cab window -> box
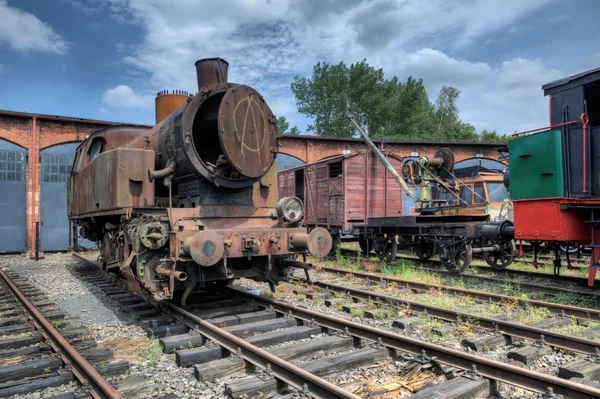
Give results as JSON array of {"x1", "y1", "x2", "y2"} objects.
[
  {"x1": 487, "y1": 182, "x2": 509, "y2": 202},
  {"x1": 459, "y1": 186, "x2": 472, "y2": 205},
  {"x1": 87, "y1": 139, "x2": 104, "y2": 161},
  {"x1": 474, "y1": 182, "x2": 485, "y2": 203}
]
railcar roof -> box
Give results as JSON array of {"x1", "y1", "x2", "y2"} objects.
[{"x1": 543, "y1": 67, "x2": 600, "y2": 95}]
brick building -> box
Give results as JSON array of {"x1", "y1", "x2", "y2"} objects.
[{"x1": 0, "y1": 109, "x2": 502, "y2": 253}]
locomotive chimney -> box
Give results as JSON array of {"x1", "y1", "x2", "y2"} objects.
[{"x1": 195, "y1": 57, "x2": 229, "y2": 90}]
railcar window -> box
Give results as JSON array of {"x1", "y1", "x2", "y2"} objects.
[
  {"x1": 459, "y1": 186, "x2": 472, "y2": 205},
  {"x1": 474, "y1": 182, "x2": 485, "y2": 203},
  {"x1": 329, "y1": 161, "x2": 342, "y2": 178},
  {"x1": 487, "y1": 182, "x2": 509, "y2": 202}
]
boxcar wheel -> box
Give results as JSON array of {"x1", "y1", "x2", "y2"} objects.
[
  {"x1": 415, "y1": 237, "x2": 435, "y2": 260},
  {"x1": 358, "y1": 235, "x2": 373, "y2": 254},
  {"x1": 377, "y1": 235, "x2": 397, "y2": 262},
  {"x1": 483, "y1": 239, "x2": 516, "y2": 269}
]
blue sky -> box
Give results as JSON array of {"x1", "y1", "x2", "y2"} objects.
[{"x1": 0, "y1": 0, "x2": 599, "y2": 135}]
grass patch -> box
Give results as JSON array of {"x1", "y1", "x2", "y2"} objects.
[
  {"x1": 52, "y1": 319, "x2": 66, "y2": 328},
  {"x1": 548, "y1": 292, "x2": 598, "y2": 309},
  {"x1": 515, "y1": 305, "x2": 551, "y2": 324},
  {"x1": 350, "y1": 308, "x2": 365, "y2": 317},
  {"x1": 456, "y1": 315, "x2": 480, "y2": 336},
  {"x1": 375, "y1": 309, "x2": 397, "y2": 320},
  {"x1": 382, "y1": 261, "x2": 441, "y2": 285},
  {"x1": 97, "y1": 337, "x2": 163, "y2": 366}
]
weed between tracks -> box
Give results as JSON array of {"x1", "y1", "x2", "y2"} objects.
[{"x1": 98, "y1": 337, "x2": 163, "y2": 366}]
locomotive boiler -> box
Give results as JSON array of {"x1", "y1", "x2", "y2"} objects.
[{"x1": 67, "y1": 58, "x2": 332, "y2": 304}]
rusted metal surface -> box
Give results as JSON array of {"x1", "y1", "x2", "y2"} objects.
[
  {"x1": 233, "y1": 287, "x2": 600, "y2": 399},
  {"x1": 0, "y1": 269, "x2": 121, "y2": 399},
  {"x1": 173, "y1": 226, "x2": 316, "y2": 261},
  {"x1": 195, "y1": 57, "x2": 229, "y2": 88},
  {"x1": 69, "y1": 148, "x2": 155, "y2": 216},
  {"x1": 219, "y1": 85, "x2": 278, "y2": 179},
  {"x1": 184, "y1": 230, "x2": 225, "y2": 266},
  {"x1": 160, "y1": 300, "x2": 360, "y2": 399},
  {"x1": 155, "y1": 90, "x2": 190, "y2": 124}
]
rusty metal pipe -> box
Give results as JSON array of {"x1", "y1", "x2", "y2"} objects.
[
  {"x1": 147, "y1": 164, "x2": 174, "y2": 182},
  {"x1": 0, "y1": 269, "x2": 121, "y2": 399},
  {"x1": 283, "y1": 260, "x2": 313, "y2": 270},
  {"x1": 157, "y1": 266, "x2": 188, "y2": 281}
]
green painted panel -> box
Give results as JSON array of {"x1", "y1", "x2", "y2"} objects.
[{"x1": 509, "y1": 130, "x2": 565, "y2": 199}]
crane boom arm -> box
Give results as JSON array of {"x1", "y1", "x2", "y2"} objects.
[{"x1": 345, "y1": 112, "x2": 421, "y2": 204}]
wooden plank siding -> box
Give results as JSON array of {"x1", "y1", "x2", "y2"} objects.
[{"x1": 277, "y1": 152, "x2": 404, "y2": 233}]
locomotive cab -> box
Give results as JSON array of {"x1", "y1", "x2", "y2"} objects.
[{"x1": 68, "y1": 58, "x2": 332, "y2": 304}]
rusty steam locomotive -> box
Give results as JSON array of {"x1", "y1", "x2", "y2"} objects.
[{"x1": 67, "y1": 58, "x2": 332, "y2": 304}]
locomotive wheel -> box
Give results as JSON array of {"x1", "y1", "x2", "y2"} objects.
[
  {"x1": 440, "y1": 243, "x2": 472, "y2": 273},
  {"x1": 483, "y1": 239, "x2": 516, "y2": 269},
  {"x1": 415, "y1": 237, "x2": 436, "y2": 260},
  {"x1": 377, "y1": 235, "x2": 397, "y2": 262},
  {"x1": 359, "y1": 235, "x2": 373, "y2": 254}
]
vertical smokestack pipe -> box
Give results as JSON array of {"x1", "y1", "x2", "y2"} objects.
[{"x1": 195, "y1": 58, "x2": 229, "y2": 90}]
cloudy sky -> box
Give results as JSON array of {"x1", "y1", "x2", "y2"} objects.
[{"x1": 0, "y1": 0, "x2": 598, "y2": 135}]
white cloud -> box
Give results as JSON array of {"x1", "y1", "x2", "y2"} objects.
[
  {"x1": 102, "y1": 85, "x2": 154, "y2": 109},
  {"x1": 98, "y1": 0, "x2": 563, "y2": 134},
  {"x1": 99, "y1": 107, "x2": 110, "y2": 114},
  {"x1": 0, "y1": 0, "x2": 70, "y2": 54}
]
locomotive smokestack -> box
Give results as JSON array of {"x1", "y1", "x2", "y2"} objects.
[{"x1": 195, "y1": 58, "x2": 229, "y2": 90}]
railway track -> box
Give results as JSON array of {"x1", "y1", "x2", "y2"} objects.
[
  {"x1": 71, "y1": 254, "x2": 600, "y2": 399},
  {"x1": 311, "y1": 265, "x2": 600, "y2": 321},
  {"x1": 337, "y1": 248, "x2": 599, "y2": 294},
  {"x1": 0, "y1": 268, "x2": 126, "y2": 398}
]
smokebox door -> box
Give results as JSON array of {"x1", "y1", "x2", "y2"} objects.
[{"x1": 218, "y1": 85, "x2": 276, "y2": 178}]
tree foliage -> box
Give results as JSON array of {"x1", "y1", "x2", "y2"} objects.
[
  {"x1": 277, "y1": 116, "x2": 300, "y2": 135},
  {"x1": 291, "y1": 59, "x2": 507, "y2": 142}
]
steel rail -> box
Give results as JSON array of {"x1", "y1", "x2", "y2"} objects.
[
  {"x1": 158, "y1": 301, "x2": 360, "y2": 399},
  {"x1": 316, "y1": 266, "x2": 600, "y2": 320},
  {"x1": 297, "y1": 277, "x2": 600, "y2": 355},
  {"x1": 0, "y1": 269, "x2": 121, "y2": 399},
  {"x1": 230, "y1": 287, "x2": 600, "y2": 399}
]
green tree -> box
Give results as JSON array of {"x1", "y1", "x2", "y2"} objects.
[
  {"x1": 277, "y1": 116, "x2": 290, "y2": 134},
  {"x1": 277, "y1": 116, "x2": 301, "y2": 135},
  {"x1": 291, "y1": 59, "x2": 434, "y2": 139},
  {"x1": 479, "y1": 129, "x2": 509, "y2": 143},
  {"x1": 435, "y1": 86, "x2": 461, "y2": 137}
]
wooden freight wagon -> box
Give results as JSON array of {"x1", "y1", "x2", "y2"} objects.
[{"x1": 278, "y1": 151, "x2": 404, "y2": 242}]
